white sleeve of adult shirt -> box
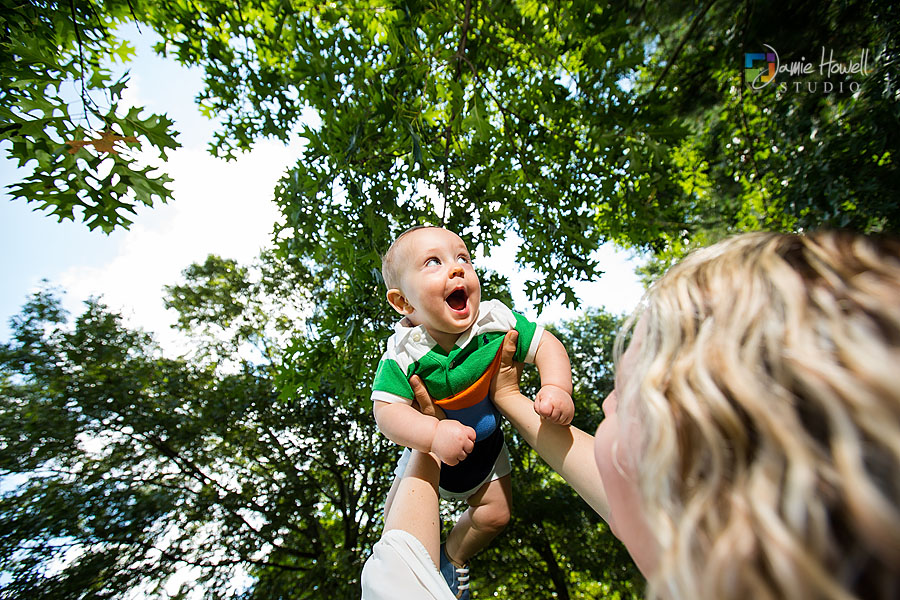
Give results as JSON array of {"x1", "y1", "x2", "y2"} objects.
[{"x1": 361, "y1": 530, "x2": 457, "y2": 600}]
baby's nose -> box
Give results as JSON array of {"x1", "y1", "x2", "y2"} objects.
[{"x1": 449, "y1": 264, "x2": 464, "y2": 278}]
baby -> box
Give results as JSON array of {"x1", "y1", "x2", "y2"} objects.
[{"x1": 371, "y1": 225, "x2": 574, "y2": 598}]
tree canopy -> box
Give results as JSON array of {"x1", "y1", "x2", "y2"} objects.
[
  {"x1": 3, "y1": 1, "x2": 899, "y2": 598},
  {"x1": 1, "y1": 259, "x2": 639, "y2": 598},
  {"x1": 3, "y1": 0, "x2": 897, "y2": 290}
]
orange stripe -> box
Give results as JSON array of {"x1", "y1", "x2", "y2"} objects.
[{"x1": 434, "y1": 347, "x2": 502, "y2": 410}]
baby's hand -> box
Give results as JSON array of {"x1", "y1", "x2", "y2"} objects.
[
  {"x1": 534, "y1": 385, "x2": 575, "y2": 425},
  {"x1": 431, "y1": 420, "x2": 476, "y2": 466}
]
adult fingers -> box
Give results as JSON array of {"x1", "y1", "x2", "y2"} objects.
[
  {"x1": 491, "y1": 330, "x2": 523, "y2": 398},
  {"x1": 410, "y1": 374, "x2": 446, "y2": 420},
  {"x1": 500, "y1": 329, "x2": 518, "y2": 367}
]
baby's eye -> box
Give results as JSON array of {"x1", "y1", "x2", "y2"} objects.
[
  {"x1": 457, "y1": 255, "x2": 470, "y2": 264},
  {"x1": 425, "y1": 258, "x2": 441, "y2": 267}
]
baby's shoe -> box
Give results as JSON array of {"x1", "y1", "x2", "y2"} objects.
[{"x1": 439, "y1": 544, "x2": 471, "y2": 599}]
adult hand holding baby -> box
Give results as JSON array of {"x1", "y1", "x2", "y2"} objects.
[
  {"x1": 490, "y1": 330, "x2": 575, "y2": 425},
  {"x1": 410, "y1": 374, "x2": 475, "y2": 466}
]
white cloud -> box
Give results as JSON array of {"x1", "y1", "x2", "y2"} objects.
[
  {"x1": 479, "y1": 232, "x2": 646, "y2": 325},
  {"x1": 54, "y1": 141, "x2": 645, "y2": 355},
  {"x1": 59, "y1": 138, "x2": 300, "y2": 352}
]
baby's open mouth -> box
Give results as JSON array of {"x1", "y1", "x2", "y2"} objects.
[{"x1": 446, "y1": 288, "x2": 468, "y2": 311}]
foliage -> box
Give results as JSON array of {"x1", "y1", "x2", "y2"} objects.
[
  {"x1": 1, "y1": 259, "x2": 640, "y2": 598},
  {"x1": 3, "y1": 0, "x2": 897, "y2": 260},
  {"x1": 1, "y1": 0, "x2": 180, "y2": 232},
  {"x1": 159, "y1": 0, "x2": 685, "y2": 307},
  {"x1": 4, "y1": 0, "x2": 896, "y2": 297},
  {"x1": 133, "y1": 0, "x2": 898, "y2": 298},
  {"x1": 0, "y1": 280, "x2": 395, "y2": 598},
  {"x1": 632, "y1": 0, "x2": 900, "y2": 271},
  {"x1": 474, "y1": 309, "x2": 640, "y2": 599}
]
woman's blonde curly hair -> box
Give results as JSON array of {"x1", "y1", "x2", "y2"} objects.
[{"x1": 616, "y1": 232, "x2": 900, "y2": 600}]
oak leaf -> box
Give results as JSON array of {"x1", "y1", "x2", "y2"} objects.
[{"x1": 66, "y1": 130, "x2": 140, "y2": 155}]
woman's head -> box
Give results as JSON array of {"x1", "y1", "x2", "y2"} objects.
[{"x1": 612, "y1": 231, "x2": 900, "y2": 599}]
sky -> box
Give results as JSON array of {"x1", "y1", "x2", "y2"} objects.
[
  {"x1": 0, "y1": 23, "x2": 647, "y2": 600},
  {"x1": 0, "y1": 26, "x2": 647, "y2": 353}
]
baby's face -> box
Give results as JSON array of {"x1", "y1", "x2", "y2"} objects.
[{"x1": 393, "y1": 228, "x2": 481, "y2": 338}]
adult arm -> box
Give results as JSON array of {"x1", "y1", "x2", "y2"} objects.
[
  {"x1": 365, "y1": 380, "x2": 454, "y2": 599},
  {"x1": 379, "y1": 376, "x2": 455, "y2": 564},
  {"x1": 492, "y1": 330, "x2": 611, "y2": 521},
  {"x1": 381, "y1": 447, "x2": 443, "y2": 565}
]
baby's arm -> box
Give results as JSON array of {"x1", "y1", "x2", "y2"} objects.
[
  {"x1": 531, "y1": 330, "x2": 575, "y2": 425},
  {"x1": 374, "y1": 398, "x2": 476, "y2": 466}
]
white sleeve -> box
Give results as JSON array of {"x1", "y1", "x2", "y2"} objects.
[
  {"x1": 361, "y1": 530, "x2": 457, "y2": 600},
  {"x1": 524, "y1": 324, "x2": 545, "y2": 364}
]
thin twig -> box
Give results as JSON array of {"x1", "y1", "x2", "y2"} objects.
[
  {"x1": 125, "y1": 0, "x2": 142, "y2": 32},
  {"x1": 441, "y1": 0, "x2": 473, "y2": 223},
  {"x1": 649, "y1": 1, "x2": 716, "y2": 95},
  {"x1": 69, "y1": 0, "x2": 91, "y2": 126}
]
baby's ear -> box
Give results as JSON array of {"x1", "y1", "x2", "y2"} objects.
[{"x1": 386, "y1": 289, "x2": 413, "y2": 315}]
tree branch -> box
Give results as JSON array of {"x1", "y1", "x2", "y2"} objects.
[
  {"x1": 441, "y1": 0, "x2": 473, "y2": 220},
  {"x1": 737, "y1": 0, "x2": 765, "y2": 188},
  {"x1": 649, "y1": 1, "x2": 716, "y2": 95},
  {"x1": 458, "y1": 54, "x2": 578, "y2": 147},
  {"x1": 68, "y1": 0, "x2": 90, "y2": 125},
  {"x1": 534, "y1": 521, "x2": 571, "y2": 600},
  {"x1": 144, "y1": 434, "x2": 295, "y2": 555}
]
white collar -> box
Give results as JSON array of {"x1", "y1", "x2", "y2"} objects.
[{"x1": 391, "y1": 316, "x2": 472, "y2": 353}]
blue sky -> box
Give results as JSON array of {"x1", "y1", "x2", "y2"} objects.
[
  {"x1": 1, "y1": 31, "x2": 645, "y2": 594},
  {"x1": 1, "y1": 26, "x2": 646, "y2": 351},
  {"x1": 1, "y1": 26, "x2": 299, "y2": 349}
]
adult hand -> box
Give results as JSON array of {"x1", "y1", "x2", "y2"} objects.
[
  {"x1": 490, "y1": 330, "x2": 524, "y2": 408},
  {"x1": 410, "y1": 374, "x2": 474, "y2": 465},
  {"x1": 410, "y1": 375, "x2": 446, "y2": 420}
]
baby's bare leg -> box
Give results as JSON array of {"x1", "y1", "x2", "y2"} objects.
[{"x1": 444, "y1": 474, "x2": 512, "y2": 566}]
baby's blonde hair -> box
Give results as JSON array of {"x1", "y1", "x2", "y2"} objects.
[
  {"x1": 617, "y1": 232, "x2": 900, "y2": 599},
  {"x1": 381, "y1": 225, "x2": 437, "y2": 290}
]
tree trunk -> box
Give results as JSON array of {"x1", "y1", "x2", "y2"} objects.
[{"x1": 533, "y1": 522, "x2": 571, "y2": 600}]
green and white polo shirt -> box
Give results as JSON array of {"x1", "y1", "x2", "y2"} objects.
[{"x1": 371, "y1": 299, "x2": 542, "y2": 438}]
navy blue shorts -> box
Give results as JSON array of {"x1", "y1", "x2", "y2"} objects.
[{"x1": 439, "y1": 426, "x2": 505, "y2": 495}]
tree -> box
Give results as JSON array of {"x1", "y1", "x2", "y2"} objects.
[
  {"x1": 1, "y1": 257, "x2": 643, "y2": 598},
  {"x1": 7, "y1": 1, "x2": 895, "y2": 281},
  {"x1": 1, "y1": 0, "x2": 179, "y2": 232},
  {"x1": 0, "y1": 279, "x2": 396, "y2": 598}
]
